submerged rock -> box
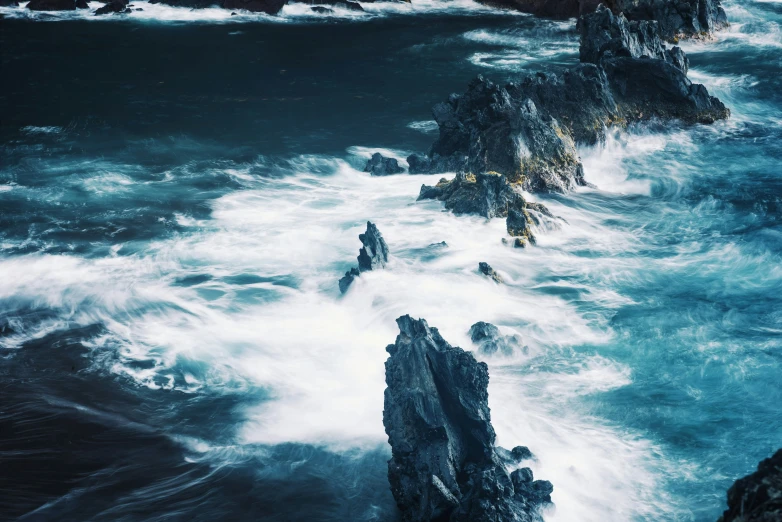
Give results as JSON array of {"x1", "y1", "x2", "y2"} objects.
[
  {"x1": 409, "y1": 6, "x2": 728, "y2": 193},
  {"x1": 478, "y1": 262, "x2": 503, "y2": 284},
  {"x1": 364, "y1": 153, "x2": 404, "y2": 176},
  {"x1": 418, "y1": 172, "x2": 547, "y2": 243},
  {"x1": 469, "y1": 321, "x2": 523, "y2": 355},
  {"x1": 338, "y1": 221, "x2": 389, "y2": 293},
  {"x1": 718, "y1": 449, "x2": 782, "y2": 522},
  {"x1": 293, "y1": 0, "x2": 363, "y2": 10},
  {"x1": 383, "y1": 315, "x2": 552, "y2": 522}
]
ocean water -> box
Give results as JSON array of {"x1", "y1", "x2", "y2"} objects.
[{"x1": 1, "y1": 0, "x2": 780, "y2": 520}]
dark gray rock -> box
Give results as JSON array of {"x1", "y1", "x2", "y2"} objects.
[
  {"x1": 478, "y1": 262, "x2": 503, "y2": 284},
  {"x1": 338, "y1": 221, "x2": 389, "y2": 294},
  {"x1": 221, "y1": 0, "x2": 286, "y2": 13},
  {"x1": 95, "y1": 0, "x2": 129, "y2": 14},
  {"x1": 293, "y1": 0, "x2": 362, "y2": 10},
  {"x1": 474, "y1": 0, "x2": 727, "y2": 40},
  {"x1": 409, "y1": 8, "x2": 728, "y2": 194},
  {"x1": 718, "y1": 449, "x2": 782, "y2": 522},
  {"x1": 469, "y1": 321, "x2": 523, "y2": 355},
  {"x1": 310, "y1": 5, "x2": 331, "y2": 12},
  {"x1": 364, "y1": 153, "x2": 404, "y2": 176},
  {"x1": 578, "y1": 4, "x2": 688, "y2": 72},
  {"x1": 27, "y1": 0, "x2": 86, "y2": 9},
  {"x1": 611, "y1": 0, "x2": 728, "y2": 40},
  {"x1": 383, "y1": 315, "x2": 553, "y2": 522},
  {"x1": 417, "y1": 172, "x2": 547, "y2": 243}
]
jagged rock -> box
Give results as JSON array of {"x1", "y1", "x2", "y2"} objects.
[
  {"x1": 338, "y1": 221, "x2": 389, "y2": 294},
  {"x1": 611, "y1": 0, "x2": 728, "y2": 40},
  {"x1": 718, "y1": 449, "x2": 782, "y2": 522},
  {"x1": 418, "y1": 172, "x2": 546, "y2": 243},
  {"x1": 474, "y1": 0, "x2": 727, "y2": 40},
  {"x1": 469, "y1": 321, "x2": 523, "y2": 355},
  {"x1": 27, "y1": 0, "x2": 87, "y2": 9},
  {"x1": 221, "y1": 0, "x2": 286, "y2": 13},
  {"x1": 478, "y1": 262, "x2": 503, "y2": 284},
  {"x1": 578, "y1": 4, "x2": 689, "y2": 72},
  {"x1": 293, "y1": 0, "x2": 362, "y2": 10},
  {"x1": 310, "y1": 5, "x2": 332, "y2": 12},
  {"x1": 383, "y1": 315, "x2": 553, "y2": 522},
  {"x1": 95, "y1": 0, "x2": 129, "y2": 14},
  {"x1": 409, "y1": 8, "x2": 728, "y2": 193},
  {"x1": 364, "y1": 153, "x2": 404, "y2": 176}
]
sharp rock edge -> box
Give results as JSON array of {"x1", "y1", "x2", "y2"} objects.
[{"x1": 383, "y1": 315, "x2": 553, "y2": 522}]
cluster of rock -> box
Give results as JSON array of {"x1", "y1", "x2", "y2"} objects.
[
  {"x1": 418, "y1": 172, "x2": 554, "y2": 247},
  {"x1": 409, "y1": 4, "x2": 728, "y2": 195},
  {"x1": 338, "y1": 221, "x2": 389, "y2": 294},
  {"x1": 364, "y1": 153, "x2": 405, "y2": 176},
  {"x1": 718, "y1": 449, "x2": 782, "y2": 522},
  {"x1": 383, "y1": 315, "x2": 552, "y2": 522},
  {"x1": 477, "y1": 0, "x2": 727, "y2": 39}
]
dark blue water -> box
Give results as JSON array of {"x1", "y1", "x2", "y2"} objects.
[{"x1": 1, "y1": 1, "x2": 780, "y2": 520}]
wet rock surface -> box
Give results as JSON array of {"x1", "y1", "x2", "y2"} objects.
[
  {"x1": 27, "y1": 0, "x2": 87, "y2": 9},
  {"x1": 478, "y1": 262, "x2": 503, "y2": 284},
  {"x1": 718, "y1": 449, "x2": 782, "y2": 522},
  {"x1": 383, "y1": 315, "x2": 552, "y2": 522},
  {"x1": 338, "y1": 221, "x2": 389, "y2": 293},
  {"x1": 95, "y1": 0, "x2": 129, "y2": 14},
  {"x1": 365, "y1": 153, "x2": 404, "y2": 176},
  {"x1": 409, "y1": 4, "x2": 728, "y2": 193},
  {"x1": 469, "y1": 321, "x2": 523, "y2": 355},
  {"x1": 221, "y1": 0, "x2": 286, "y2": 13},
  {"x1": 417, "y1": 172, "x2": 547, "y2": 243}
]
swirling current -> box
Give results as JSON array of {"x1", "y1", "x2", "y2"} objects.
[{"x1": 0, "y1": 0, "x2": 780, "y2": 520}]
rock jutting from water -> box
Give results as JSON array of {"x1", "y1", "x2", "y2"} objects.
[
  {"x1": 26, "y1": 0, "x2": 87, "y2": 9},
  {"x1": 478, "y1": 262, "x2": 504, "y2": 284},
  {"x1": 364, "y1": 153, "x2": 405, "y2": 176},
  {"x1": 95, "y1": 0, "x2": 130, "y2": 14},
  {"x1": 469, "y1": 321, "x2": 524, "y2": 356},
  {"x1": 409, "y1": 4, "x2": 729, "y2": 194},
  {"x1": 383, "y1": 315, "x2": 553, "y2": 522},
  {"x1": 474, "y1": 0, "x2": 727, "y2": 40},
  {"x1": 718, "y1": 449, "x2": 782, "y2": 522},
  {"x1": 338, "y1": 221, "x2": 389, "y2": 294},
  {"x1": 417, "y1": 171, "x2": 553, "y2": 245}
]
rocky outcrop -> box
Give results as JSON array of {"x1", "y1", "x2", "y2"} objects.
[
  {"x1": 95, "y1": 0, "x2": 130, "y2": 14},
  {"x1": 469, "y1": 321, "x2": 523, "y2": 356},
  {"x1": 611, "y1": 0, "x2": 728, "y2": 40},
  {"x1": 417, "y1": 172, "x2": 550, "y2": 245},
  {"x1": 475, "y1": 0, "x2": 727, "y2": 40},
  {"x1": 221, "y1": 0, "x2": 286, "y2": 13},
  {"x1": 478, "y1": 262, "x2": 504, "y2": 284},
  {"x1": 338, "y1": 221, "x2": 389, "y2": 293},
  {"x1": 578, "y1": 4, "x2": 689, "y2": 72},
  {"x1": 718, "y1": 449, "x2": 782, "y2": 522},
  {"x1": 27, "y1": 0, "x2": 87, "y2": 9},
  {"x1": 409, "y1": 5, "x2": 728, "y2": 193},
  {"x1": 383, "y1": 315, "x2": 553, "y2": 522},
  {"x1": 365, "y1": 153, "x2": 404, "y2": 176}
]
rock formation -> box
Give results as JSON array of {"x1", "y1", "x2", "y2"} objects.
[
  {"x1": 478, "y1": 262, "x2": 504, "y2": 284},
  {"x1": 338, "y1": 221, "x2": 389, "y2": 293},
  {"x1": 469, "y1": 321, "x2": 524, "y2": 355},
  {"x1": 27, "y1": 0, "x2": 87, "y2": 9},
  {"x1": 475, "y1": 0, "x2": 728, "y2": 40},
  {"x1": 95, "y1": 0, "x2": 130, "y2": 14},
  {"x1": 417, "y1": 172, "x2": 552, "y2": 245},
  {"x1": 409, "y1": 4, "x2": 728, "y2": 193},
  {"x1": 221, "y1": 0, "x2": 286, "y2": 13},
  {"x1": 365, "y1": 153, "x2": 405, "y2": 176},
  {"x1": 383, "y1": 315, "x2": 553, "y2": 522},
  {"x1": 718, "y1": 449, "x2": 782, "y2": 522}
]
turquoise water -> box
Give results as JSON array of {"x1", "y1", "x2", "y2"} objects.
[{"x1": 0, "y1": 1, "x2": 780, "y2": 520}]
